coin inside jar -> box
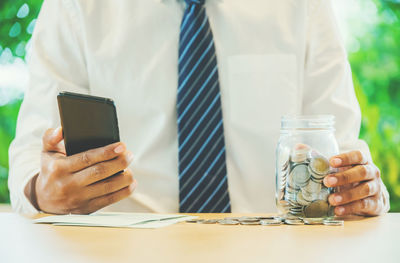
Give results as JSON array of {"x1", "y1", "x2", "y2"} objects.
[
  {"x1": 290, "y1": 147, "x2": 310, "y2": 163},
  {"x1": 291, "y1": 164, "x2": 311, "y2": 188},
  {"x1": 304, "y1": 200, "x2": 329, "y2": 218},
  {"x1": 309, "y1": 156, "x2": 330, "y2": 175}
]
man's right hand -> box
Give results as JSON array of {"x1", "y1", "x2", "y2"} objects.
[{"x1": 27, "y1": 127, "x2": 136, "y2": 214}]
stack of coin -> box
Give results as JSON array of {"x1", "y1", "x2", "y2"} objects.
[
  {"x1": 185, "y1": 216, "x2": 343, "y2": 226},
  {"x1": 279, "y1": 144, "x2": 334, "y2": 218}
]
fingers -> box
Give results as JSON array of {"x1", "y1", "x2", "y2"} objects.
[
  {"x1": 324, "y1": 164, "x2": 380, "y2": 187},
  {"x1": 328, "y1": 179, "x2": 381, "y2": 206},
  {"x1": 330, "y1": 150, "x2": 368, "y2": 168},
  {"x1": 73, "y1": 151, "x2": 134, "y2": 185},
  {"x1": 66, "y1": 142, "x2": 128, "y2": 172},
  {"x1": 80, "y1": 184, "x2": 136, "y2": 214},
  {"x1": 333, "y1": 195, "x2": 384, "y2": 216},
  {"x1": 83, "y1": 169, "x2": 135, "y2": 199},
  {"x1": 42, "y1": 127, "x2": 64, "y2": 152}
]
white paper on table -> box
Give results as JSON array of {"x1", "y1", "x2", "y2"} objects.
[
  {"x1": 50, "y1": 216, "x2": 196, "y2": 229},
  {"x1": 34, "y1": 212, "x2": 197, "y2": 229}
]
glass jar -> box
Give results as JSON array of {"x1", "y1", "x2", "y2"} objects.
[{"x1": 275, "y1": 115, "x2": 339, "y2": 219}]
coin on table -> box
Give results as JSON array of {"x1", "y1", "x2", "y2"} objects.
[
  {"x1": 256, "y1": 216, "x2": 277, "y2": 220},
  {"x1": 238, "y1": 217, "x2": 260, "y2": 223},
  {"x1": 303, "y1": 218, "x2": 324, "y2": 225},
  {"x1": 284, "y1": 219, "x2": 304, "y2": 225},
  {"x1": 291, "y1": 164, "x2": 311, "y2": 188},
  {"x1": 323, "y1": 219, "x2": 344, "y2": 226},
  {"x1": 201, "y1": 219, "x2": 219, "y2": 224},
  {"x1": 260, "y1": 219, "x2": 282, "y2": 226},
  {"x1": 218, "y1": 219, "x2": 240, "y2": 225},
  {"x1": 224, "y1": 217, "x2": 242, "y2": 221},
  {"x1": 309, "y1": 155, "x2": 330, "y2": 175},
  {"x1": 304, "y1": 200, "x2": 329, "y2": 218},
  {"x1": 240, "y1": 221, "x2": 261, "y2": 225},
  {"x1": 273, "y1": 216, "x2": 285, "y2": 222},
  {"x1": 186, "y1": 219, "x2": 203, "y2": 223}
]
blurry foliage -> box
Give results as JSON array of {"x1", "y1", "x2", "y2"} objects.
[
  {"x1": 1, "y1": 0, "x2": 43, "y2": 203},
  {"x1": 352, "y1": 0, "x2": 400, "y2": 211},
  {"x1": 0, "y1": 0, "x2": 399, "y2": 210}
]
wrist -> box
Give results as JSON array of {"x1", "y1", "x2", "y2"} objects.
[{"x1": 24, "y1": 174, "x2": 41, "y2": 211}]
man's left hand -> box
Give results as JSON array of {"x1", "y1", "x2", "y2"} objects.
[{"x1": 323, "y1": 151, "x2": 385, "y2": 216}]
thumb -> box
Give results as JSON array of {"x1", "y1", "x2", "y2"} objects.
[{"x1": 42, "y1": 127, "x2": 65, "y2": 153}]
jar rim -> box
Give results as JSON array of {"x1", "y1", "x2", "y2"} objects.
[{"x1": 281, "y1": 115, "x2": 335, "y2": 130}]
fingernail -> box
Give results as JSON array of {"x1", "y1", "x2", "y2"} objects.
[
  {"x1": 53, "y1": 127, "x2": 61, "y2": 137},
  {"x1": 334, "y1": 195, "x2": 343, "y2": 203},
  {"x1": 114, "y1": 144, "x2": 125, "y2": 154},
  {"x1": 336, "y1": 207, "x2": 345, "y2": 215},
  {"x1": 327, "y1": 176, "x2": 338, "y2": 186},
  {"x1": 129, "y1": 180, "x2": 137, "y2": 191},
  {"x1": 127, "y1": 152, "x2": 134, "y2": 163},
  {"x1": 331, "y1": 158, "x2": 342, "y2": 166}
]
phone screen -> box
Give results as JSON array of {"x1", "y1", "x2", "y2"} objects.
[{"x1": 57, "y1": 92, "x2": 120, "y2": 156}]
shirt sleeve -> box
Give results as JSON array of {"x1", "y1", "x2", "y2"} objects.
[
  {"x1": 8, "y1": 0, "x2": 89, "y2": 215},
  {"x1": 303, "y1": 0, "x2": 390, "y2": 212}
]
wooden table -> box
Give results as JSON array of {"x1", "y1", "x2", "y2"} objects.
[{"x1": 1, "y1": 212, "x2": 399, "y2": 263}]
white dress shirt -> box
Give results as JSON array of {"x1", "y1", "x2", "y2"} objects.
[{"x1": 9, "y1": 0, "x2": 389, "y2": 215}]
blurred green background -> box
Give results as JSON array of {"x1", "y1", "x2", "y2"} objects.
[{"x1": 0, "y1": 0, "x2": 399, "y2": 210}]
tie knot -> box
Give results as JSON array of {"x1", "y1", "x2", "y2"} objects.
[{"x1": 185, "y1": 0, "x2": 205, "y2": 6}]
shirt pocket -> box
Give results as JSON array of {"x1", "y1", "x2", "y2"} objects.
[{"x1": 226, "y1": 54, "x2": 298, "y2": 133}]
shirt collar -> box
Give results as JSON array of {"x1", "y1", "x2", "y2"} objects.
[{"x1": 154, "y1": 0, "x2": 223, "y2": 3}]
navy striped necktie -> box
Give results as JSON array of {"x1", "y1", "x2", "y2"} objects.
[{"x1": 177, "y1": 0, "x2": 231, "y2": 213}]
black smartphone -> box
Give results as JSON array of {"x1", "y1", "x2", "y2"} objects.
[{"x1": 57, "y1": 92, "x2": 120, "y2": 156}]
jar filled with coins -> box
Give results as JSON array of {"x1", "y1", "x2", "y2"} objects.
[{"x1": 275, "y1": 115, "x2": 339, "y2": 219}]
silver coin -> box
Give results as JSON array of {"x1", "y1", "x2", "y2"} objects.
[
  {"x1": 323, "y1": 220, "x2": 344, "y2": 226},
  {"x1": 200, "y1": 219, "x2": 219, "y2": 224},
  {"x1": 291, "y1": 164, "x2": 310, "y2": 188},
  {"x1": 284, "y1": 215, "x2": 301, "y2": 220},
  {"x1": 284, "y1": 219, "x2": 304, "y2": 225},
  {"x1": 260, "y1": 219, "x2": 282, "y2": 226},
  {"x1": 290, "y1": 145, "x2": 310, "y2": 163},
  {"x1": 186, "y1": 219, "x2": 203, "y2": 223},
  {"x1": 240, "y1": 221, "x2": 261, "y2": 225},
  {"x1": 281, "y1": 159, "x2": 289, "y2": 172},
  {"x1": 256, "y1": 216, "x2": 276, "y2": 220},
  {"x1": 302, "y1": 179, "x2": 322, "y2": 194},
  {"x1": 318, "y1": 187, "x2": 331, "y2": 201},
  {"x1": 303, "y1": 218, "x2": 324, "y2": 225},
  {"x1": 224, "y1": 217, "x2": 242, "y2": 221},
  {"x1": 238, "y1": 217, "x2": 260, "y2": 223},
  {"x1": 296, "y1": 191, "x2": 311, "y2": 206},
  {"x1": 273, "y1": 216, "x2": 285, "y2": 222},
  {"x1": 287, "y1": 175, "x2": 301, "y2": 191},
  {"x1": 218, "y1": 219, "x2": 240, "y2": 225}
]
